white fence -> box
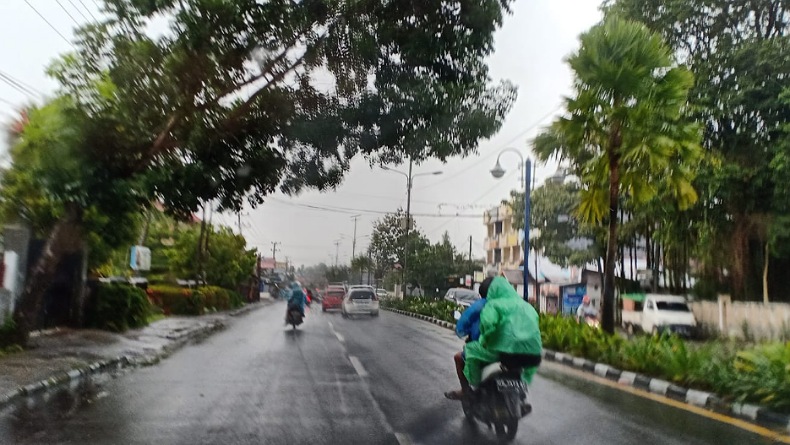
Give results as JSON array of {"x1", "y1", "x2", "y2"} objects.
[{"x1": 689, "y1": 297, "x2": 790, "y2": 340}]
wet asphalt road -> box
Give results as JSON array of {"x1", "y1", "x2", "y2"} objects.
[{"x1": 0, "y1": 302, "x2": 782, "y2": 444}]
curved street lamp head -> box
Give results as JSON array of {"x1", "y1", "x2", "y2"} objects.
[
  {"x1": 490, "y1": 160, "x2": 506, "y2": 179},
  {"x1": 381, "y1": 166, "x2": 391, "y2": 171},
  {"x1": 431, "y1": 171, "x2": 443, "y2": 176}
]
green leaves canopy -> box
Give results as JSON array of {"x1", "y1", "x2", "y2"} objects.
[{"x1": 534, "y1": 17, "x2": 702, "y2": 224}]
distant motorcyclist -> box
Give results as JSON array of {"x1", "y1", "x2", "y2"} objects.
[
  {"x1": 461, "y1": 276, "x2": 542, "y2": 393},
  {"x1": 285, "y1": 282, "x2": 307, "y2": 323},
  {"x1": 444, "y1": 268, "x2": 497, "y2": 400}
]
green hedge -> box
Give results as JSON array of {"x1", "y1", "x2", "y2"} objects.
[
  {"x1": 147, "y1": 284, "x2": 244, "y2": 315},
  {"x1": 86, "y1": 283, "x2": 153, "y2": 332},
  {"x1": 381, "y1": 298, "x2": 457, "y2": 323},
  {"x1": 387, "y1": 298, "x2": 790, "y2": 414}
]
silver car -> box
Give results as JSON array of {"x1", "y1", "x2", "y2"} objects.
[
  {"x1": 342, "y1": 288, "x2": 380, "y2": 317},
  {"x1": 444, "y1": 288, "x2": 481, "y2": 308}
]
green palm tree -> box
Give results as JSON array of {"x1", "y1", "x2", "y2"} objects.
[{"x1": 534, "y1": 16, "x2": 702, "y2": 333}]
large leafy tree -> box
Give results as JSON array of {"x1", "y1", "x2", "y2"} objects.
[
  {"x1": 534, "y1": 17, "x2": 702, "y2": 333},
  {"x1": 607, "y1": 1, "x2": 790, "y2": 301},
  {"x1": 9, "y1": 0, "x2": 517, "y2": 343},
  {"x1": 368, "y1": 209, "x2": 429, "y2": 281}
]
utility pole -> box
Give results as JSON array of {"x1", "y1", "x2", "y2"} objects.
[
  {"x1": 334, "y1": 240, "x2": 341, "y2": 268},
  {"x1": 468, "y1": 236, "x2": 473, "y2": 264},
  {"x1": 402, "y1": 157, "x2": 413, "y2": 286},
  {"x1": 237, "y1": 212, "x2": 242, "y2": 236},
  {"x1": 351, "y1": 215, "x2": 360, "y2": 260},
  {"x1": 271, "y1": 242, "x2": 280, "y2": 266}
]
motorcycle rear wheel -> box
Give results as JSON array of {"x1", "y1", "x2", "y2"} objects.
[{"x1": 494, "y1": 419, "x2": 518, "y2": 442}]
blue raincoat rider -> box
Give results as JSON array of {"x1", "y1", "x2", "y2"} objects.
[
  {"x1": 286, "y1": 282, "x2": 307, "y2": 316},
  {"x1": 445, "y1": 268, "x2": 496, "y2": 400}
]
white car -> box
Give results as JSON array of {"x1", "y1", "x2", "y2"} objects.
[
  {"x1": 444, "y1": 288, "x2": 481, "y2": 308},
  {"x1": 342, "y1": 288, "x2": 380, "y2": 317}
]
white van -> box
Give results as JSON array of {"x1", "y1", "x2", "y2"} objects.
[{"x1": 621, "y1": 294, "x2": 697, "y2": 338}]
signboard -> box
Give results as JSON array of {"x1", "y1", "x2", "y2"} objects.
[
  {"x1": 130, "y1": 246, "x2": 151, "y2": 271},
  {"x1": 561, "y1": 284, "x2": 586, "y2": 315},
  {"x1": 473, "y1": 271, "x2": 484, "y2": 283},
  {"x1": 465, "y1": 275, "x2": 472, "y2": 286}
]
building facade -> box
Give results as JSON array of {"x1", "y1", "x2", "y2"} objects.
[{"x1": 483, "y1": 204, "x2": 522, "y2": 270}]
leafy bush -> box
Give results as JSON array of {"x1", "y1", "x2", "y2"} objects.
[
  {"x1": 196, "y1": 286, "x2": 245, "y2": 312},
  {"x1": 147, "y1": 284, "x2": 203, "y2": 315},
  {"x1": 0, "y1": 315, "x2": 19, "y2": 348},
  {"x1": 381, "y1": 297, "x2": 457, "y2": 323},
  {"x1": 87, "y1": 283, "x2": 153, "y2": 332},
  {"x1": 147, "y1": 284, "x2": 244, "y2": 315}
]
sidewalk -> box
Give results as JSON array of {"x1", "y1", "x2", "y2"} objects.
[{"x1": 0, "y1": 294, "x2": 275, "y2": 407}]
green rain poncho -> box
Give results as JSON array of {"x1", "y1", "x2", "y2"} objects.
[{"x1": 463, "y1": 276, "x2": 542, "y2": 387}]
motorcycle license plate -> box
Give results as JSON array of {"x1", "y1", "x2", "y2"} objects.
[{"x1": 496, "y1": 379, "x2": 525, "y2": 391}]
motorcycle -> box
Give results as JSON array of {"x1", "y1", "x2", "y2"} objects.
[
  {"x1": 286, "y1": 306, "x2": 304, "y2": 330},
  {"x1": 583, "y1": 314, "x2": 600, "y2": 329},
  {"x1": 453, "y1": 312, "x2": 536, "y2": 442}
]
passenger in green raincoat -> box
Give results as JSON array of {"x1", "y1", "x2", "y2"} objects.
[{"x1": 463, "y1": 276, "x2": 542, "y2": 387}]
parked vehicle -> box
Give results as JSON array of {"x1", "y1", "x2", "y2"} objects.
[
  {"x1": 341, "y1": 288, "x2": 380, "y2": 318},
  {"x1": 444, "y1": 288, "x2": 480, "y2": 308},
  {"x1": 621, "y1": 293, "x2": 698, "y2": 338},
  {"x1": 376, "y1": 288, "x2": 389, "y2": 299},
  {"x1": 322, "y1": 286, "x2": 346, "y2": 312}
]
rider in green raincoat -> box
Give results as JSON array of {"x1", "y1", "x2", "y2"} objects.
[{"x1": 463, "y1": 276, "x2": 542, "y2": 387}]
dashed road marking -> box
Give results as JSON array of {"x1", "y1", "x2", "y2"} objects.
[
  {"x1": 327, "y1": 321, "x2": 345, "y2": 343},
  {"x1": 394, "y1": 432, "x2": 413, "y2": 445},
  {"x1": 348, "y1": 356, "x2": 369, "y2": 378}
]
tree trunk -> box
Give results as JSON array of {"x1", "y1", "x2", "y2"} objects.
[
  {"x1": 602, "y1": 133, "x2": 621, "y2": 334},
  {"x1": 763, "y1": 241, "x2": 770, "y2": 304},
  {"x1": 730, "y1": 216, "x2": 749, "y2": 300},
  {"x1": 12, "y1": 204, "x2": 83, "y2": 345}
]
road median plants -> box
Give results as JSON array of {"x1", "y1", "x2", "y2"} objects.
[
  {"x1": 381, "y1": 297, "x2": 457, "y2": 323},
  {"x1": 386, "y1": 299, "x2": 790, "y2": 414}
]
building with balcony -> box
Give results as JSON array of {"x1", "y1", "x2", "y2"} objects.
[{"x1": 484, "y1": 204, "x2": 523, "y2": 270}]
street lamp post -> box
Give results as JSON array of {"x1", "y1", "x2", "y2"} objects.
[
  {"x1": 491, "y1": 149, "x2": 531, "y2": 302},
  {"x1": 383, "y1": 158, "x2": 442, "y2": 294}
]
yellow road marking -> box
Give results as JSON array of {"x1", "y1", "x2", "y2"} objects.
[{"x1": 543, "y1": 361, "x2": 790, "y2": 444}]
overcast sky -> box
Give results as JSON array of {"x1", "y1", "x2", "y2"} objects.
[{"x1": 0, "y1": 0, "x2": 603, "y2": 267}]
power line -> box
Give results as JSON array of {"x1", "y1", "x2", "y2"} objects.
[
  {"x1": 77, "y1": 0, "x2": 100, "y2": 22},
  {"x1": 426, "y1": 169, "x2": 518, "y2": 235},
  {"x1": 0, "y1": 72, "x2": 43, "y2": 98},
  {"x1": 416, "y1": 105, "x2": 562, "y2": 191},
  {"x1": 266, "y1": 197, "x2": 481, "y2": 218},
  {"x1": 23, "y1": 0, "x2": 75, "y2": 47},
  {"x1": 68, "y1": 0, "x2": 91, "y2": 22},
  {"x1": 57, "y1": 0, "x2": 82, "y2": 27}
]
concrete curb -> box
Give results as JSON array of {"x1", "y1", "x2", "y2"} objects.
[
  {"x1": 0, "y1": 300, "x2": 275, "y2": 410},
  {"x1": 382, "y1": 306, "x2": 790, "y2": 432}
]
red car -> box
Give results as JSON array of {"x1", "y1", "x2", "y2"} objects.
[{"x1": 322, "y1": 286, "x2": 346, "y2": 312}]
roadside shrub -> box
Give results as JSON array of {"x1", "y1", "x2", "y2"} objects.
[
  {"x1": 147, "y1": 284, "x2": 204, "y2": 315},
  {"x1": 0, "y1": 315, "x2": 18, "y2": 348},
  {"x1": 88, "y1": 283, "x2": 153, "y2": 332},
  {"x1": 727, "y1": 343, "x2": 790, "y2": 412},
  {"x1": 148, "y1": 284, "x2": 243, "y2": 315},
  {"x1": 196, "y1": 286, "x2": 244, "y2": 312}
]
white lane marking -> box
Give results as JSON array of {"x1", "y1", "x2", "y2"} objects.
[
  {"x1": 327, "y1": 321, "x2": 345, "y2": 343},
  {"x1": 394, "y1": 432, "x2": 413, "y2": 445},
  {"x1": 348, "y1": 356, "x2": 369, "y2": 378}
]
